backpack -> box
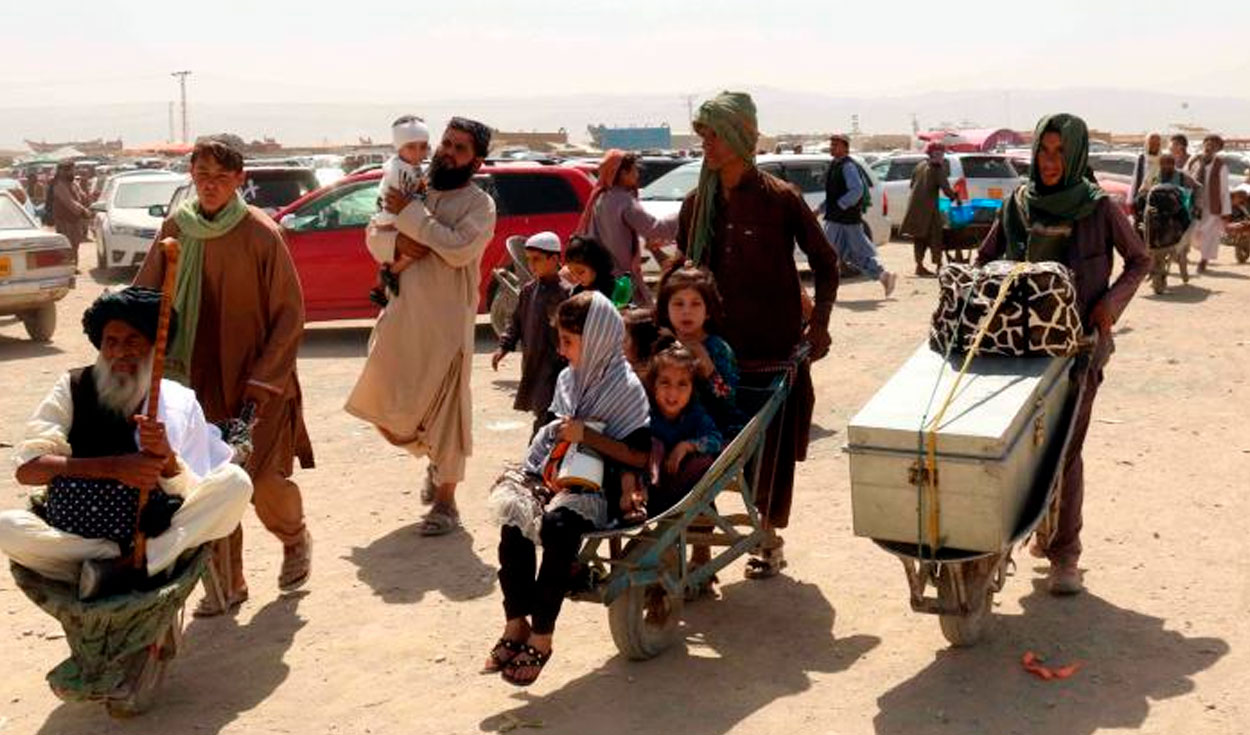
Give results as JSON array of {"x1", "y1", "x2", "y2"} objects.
[
  {"x1": 843, "y1": 159, "x2": 873, "y2": 213},
  {"x1": 1142, "y1": 184, "x2": 1189, "y2": 250}
]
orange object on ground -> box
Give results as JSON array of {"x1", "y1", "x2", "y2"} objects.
[{"x1": 1022, "y1": 651, "x2": 1082, "y2": 680}]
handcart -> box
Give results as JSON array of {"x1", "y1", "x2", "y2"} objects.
[{"x1": 569, "y1": 347, "x2": 808, "y2": 660}]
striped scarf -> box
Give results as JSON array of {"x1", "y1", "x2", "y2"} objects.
[{"x1": 524, "y1": 292, "x2": 649, "y2": 473}]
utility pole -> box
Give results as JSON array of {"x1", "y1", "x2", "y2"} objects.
[
  {"x1": 167, "y1": 101, "x2": 175, "y2": 143},
  {"x1": 680, "y1": 94, "x2": 697, "y2": 126},
  {"x1": 171, "y1": 70, "x2": 192, "y2": 143}
]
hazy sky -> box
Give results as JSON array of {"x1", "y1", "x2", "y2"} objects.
[{"x1": 5, "y1": 0, "x2": 1249, "y2": 108}]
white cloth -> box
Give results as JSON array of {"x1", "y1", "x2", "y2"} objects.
[
  {"x1": 392, "y1": 117, "x2": 429, "y2": 147},
  {"x1": 1194, "y1": 213, "x2": 1226, "y2": 261},
  {"x1": 13, "y1": 374, "x2": 235, "y2": 484},
  {"x1": 346, "y1": 183, "x2": 497, "y2": 485},
  {"x1": 373, "y1": 156, "x2": 425, "y2": 229},
  {"x1": 1, "y1": 373, "x2": 251, "y2": 582}
]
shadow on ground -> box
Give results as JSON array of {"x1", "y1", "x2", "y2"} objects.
[
  {"x1": 36, "y1": 592, "x2": 309, "y2": 735},
  {"x1": 872, "y1": 579, "x2": 1228, "y2": 734},
  {"x1": 346, "y1": 524, "x2": 495, "y2": 605},
  {"x1": 481, "y1": 578, "x2": 879, "y2": 735}
]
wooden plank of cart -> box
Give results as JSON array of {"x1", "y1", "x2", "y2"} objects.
[
  {"x1": 567, "y1": 346, "x2": 809, "y2": 660},
  {"x1": 845, "y1": 334, "x2": 1100, "y2": 647}
]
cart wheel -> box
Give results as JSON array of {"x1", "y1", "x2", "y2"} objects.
[
  {"x1": 105, "y1": 622, "x2": 176, "y2": 718},
  {"x1": 1237, "y1": 245, "x2": 1249, "y2": 264},
  {"x1": 936, "y1": 565, "x2": 993, "y2": 648},
  {"x1": 608, "y1": 581, "x2": 684, "y2": 661}
]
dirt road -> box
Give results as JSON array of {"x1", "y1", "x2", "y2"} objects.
[{"x1": 0, "y1": 241, "x2": 1245, "y2": 735}]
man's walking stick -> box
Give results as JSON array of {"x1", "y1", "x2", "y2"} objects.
[{"x1": 131, "y1": 237, "x2": 180, "y2": 570}]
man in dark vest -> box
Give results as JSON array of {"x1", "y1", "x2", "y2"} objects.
[
  {"x1": 822, "y1": 133, "x2": 897, "y2": 297},
  {"x1": 0, "y1": 288, "x2": 250, "y2": 600}
]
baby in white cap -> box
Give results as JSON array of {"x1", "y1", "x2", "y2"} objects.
[{"x1": 370, "y1": 115, "x2": 430, "y2": 306}]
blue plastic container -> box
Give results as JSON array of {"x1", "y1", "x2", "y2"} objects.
[{"x1": 939, "y1": 198, "x2": 1003, "y2": 229}]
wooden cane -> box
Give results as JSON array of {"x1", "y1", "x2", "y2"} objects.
[{"x1": 131, "y1": 237, "x2": 180, "y2": 570}]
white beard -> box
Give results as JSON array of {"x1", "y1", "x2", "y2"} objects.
[{"x1": 93, "y1": 352, "x2": 154, "y2": 418}]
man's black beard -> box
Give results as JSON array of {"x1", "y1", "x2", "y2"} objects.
[{"x1": 428, "y1": 155, "x2": 475, "y2": 191}]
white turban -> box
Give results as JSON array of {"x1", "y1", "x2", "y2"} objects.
[{"x1": 392, "y1": 116, "x2": 429, "y2": 149}]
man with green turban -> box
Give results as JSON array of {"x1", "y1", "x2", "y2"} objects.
[
  {"x1": 676, "y1": 91, "x2": 840, "y2": 581},
  {"x1": 978, "y1": 113, "x2": 1149, "y2": 595}
]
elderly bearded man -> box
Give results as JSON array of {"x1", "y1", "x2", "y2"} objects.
[
  {"x1": 346, "y1": 118, "x2": 497, "y2": 536},
  {"x1": 136, "y1": 137, "x2": 315, "y2": 616},
  {"x1": 675, "y1": 91, "x2": 839, "y2": 580},
  {"x1": 0, "y1": 288, "x2": 251, "y2": 600}
]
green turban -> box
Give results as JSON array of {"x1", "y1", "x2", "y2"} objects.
[
  {"x1": 1001, "y1": 112, "x2": 1106, "y2": 261},
  {"x1": 687, "y1": 91, "x2": 759, "y2": 264}
]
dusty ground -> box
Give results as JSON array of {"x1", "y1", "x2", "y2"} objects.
[{"x1": 0, "y1": 239, "x2": 1246, "y2": 735}]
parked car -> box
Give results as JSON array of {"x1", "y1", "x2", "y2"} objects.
[
  {"x1": 562, "y1": 155, "x2": 693, "y2": 189},
  {"x1": 638, "y1": 154, "x2": 890, "y2": 247},
  {"x1": 1086, "y1": 152, "x2": 1138, "y2": 183},
  {"x1": 90, "y1": 171, "x2": 186, "y2": 270},
  {"x1": 870, "y1": 153, "x2": 1021, "y2": 230},
  {"x1": 0, "y1": 191, "x2": 74, "y2": 341},
  {"x1": 1219, "y1": 152, "x2": 1250, "y2": 190},
  {"x1": 273, "y1": 165, "x2": 594, "y2": 321},
  {"x1": 0, "y1": 178, "x2": 36, "y2": 220},
  {"x1": 239, "y1": 166, "x2": 321, "y2": 218}
]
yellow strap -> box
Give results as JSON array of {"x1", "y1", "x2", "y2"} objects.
[{"x1": 922, "y1": 262, "x2": 1030, "y2": 549}]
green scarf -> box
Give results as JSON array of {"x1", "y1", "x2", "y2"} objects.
[
  {"x1": 166, "y1": 192, "x2": 249, "y2": 384},
  {"x1": 688, "y1": 91, "x2": 759, "y2": 265},
  {"x1": 1001, "y1": 113, "x2": 1106, "y2": 262}
]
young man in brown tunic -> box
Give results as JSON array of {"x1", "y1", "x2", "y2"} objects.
[
  {"x1": 135, "y1": 138, "x2": 314, "y2": 616},
  {"x1": 675, "y1": 91, "x2": 839, "y2": 579}
]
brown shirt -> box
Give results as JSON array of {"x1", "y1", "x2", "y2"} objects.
[
  {"x1": 676, "y1": 168, "x2": 839, "y2": 362},
  {"x1": 977, "y1": 197, "x2": 1150, "y2": 324},
  {"x1": 135, "y1": 206, "x2": 313, "y2": 475}
]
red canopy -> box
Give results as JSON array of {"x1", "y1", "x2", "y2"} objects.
[{"x1": 917, "y1": 128, "x2": 1024, "y2": 153}]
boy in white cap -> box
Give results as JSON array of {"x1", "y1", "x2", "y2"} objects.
[
  {"x1": 370, "y1": 115, "x2": 431, "y2": 307},
  {"x1": 492, "y1": 232, "x2": 570, "y2": 439}
]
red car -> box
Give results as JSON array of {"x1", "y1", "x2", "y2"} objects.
[{"x1": 275, "y1": 165, "x2": 593, "y2": 322}]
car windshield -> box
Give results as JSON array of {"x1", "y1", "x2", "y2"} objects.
[
  {"x1": 0, "y1": 196, "x2": 33, "y2": 229},
  {"x1": 959, "y1": 156, "x2": 1018, "y2": 179},
  {"x1": 115, "y1": 179, "x2": 181, "y2": 209},
  {"x1": 640, "y1": 163, "x2": 701, "y2": 201}
]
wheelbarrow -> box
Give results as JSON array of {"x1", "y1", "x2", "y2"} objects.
[
  {"x1": 872, "y1": 334, "x2": 1103, "y2": 647},
  {"x1": 11, "y1": 546, "x2": 210, "y2": 718},
  {"x1": 568, "y1": 347, "x2": 808, "y2": 659}
]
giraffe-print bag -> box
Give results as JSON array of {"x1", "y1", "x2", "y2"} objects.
[{"x1": 929, "y1": 260, "x2": 1083, "y2": 358}]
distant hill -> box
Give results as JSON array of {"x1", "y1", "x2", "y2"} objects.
[{"x1": 3, "y1": 86, "x2": 1247, "y2": 151}]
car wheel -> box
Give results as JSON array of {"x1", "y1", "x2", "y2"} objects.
[{"x1": 21, "y1": 303, "x2": 56, "y2": 342}]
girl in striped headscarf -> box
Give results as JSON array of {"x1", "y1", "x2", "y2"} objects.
[{"x1": 486, "y1": 290, "x2": 650, "y2": 685}]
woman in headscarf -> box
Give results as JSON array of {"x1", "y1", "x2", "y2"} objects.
[
  {"x1": 977, "y1": 113, "x2": 1149, "y2": 595},
  {"x1": 576, "y1": 150, "x2": 677, "y2": 306},
  {"x1": 486, "y1": 291, "x2": 650, "y2": 686},
  {"x1": 901, "y1": 142, "x2": 960, "y2": 276}
]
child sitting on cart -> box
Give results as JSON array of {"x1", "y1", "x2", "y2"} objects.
[
  {"x1": 644, "y1": 340, "x2": 725, "y2": 516},
  {"x1": 486, "y1": 291, "x2": 651, "y2": 686}
]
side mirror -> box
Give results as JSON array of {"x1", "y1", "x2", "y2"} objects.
[
  {"x1": 148, "y1": 204, "x2": 168, "y2": 218},
  {"x1": 89, "y1": 201, "x2": 107, "y2": 213}
]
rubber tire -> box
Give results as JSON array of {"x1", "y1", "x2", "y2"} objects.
[
  {"x1": 21, "y1": 303, "x2": 56, "y2": 342},
  {"x1": 1237, "y1": 245, "x2": 1249, "y2": 264},
  {"x1": 607, "y1": 580, "x2": 684, "y2": 661},
  {"x1": 489, "y1": 283, "x2": 518, "y2": 339},
  {"x1": 936, "y1": 565, "x2": 993, "y2": 648}
]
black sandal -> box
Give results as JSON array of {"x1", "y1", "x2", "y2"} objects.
[
  {"x1": 369, "y1": 287, "x2": 389, "y2": 308},
  {"x1": 501, "y1": 644, "x2": 552, "y2": 687},
  {"x1": 483, "y1": 637, "x2": 525, "y2": 674}
]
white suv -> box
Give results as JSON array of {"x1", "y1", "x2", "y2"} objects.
[
  {"x1": 639, "y1": 153, "x2": 890, "y2": 247},
  {"x1": 869, "y1": 153, "x2": 1021, "y2": 230},
  {"x1": 91, "y1": 171, "x2": 185, "y2": 270}
]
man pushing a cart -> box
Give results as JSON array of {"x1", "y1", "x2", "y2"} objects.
[{"x1": 0, "y1": 287, "x2": 252, "y2": 600}]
